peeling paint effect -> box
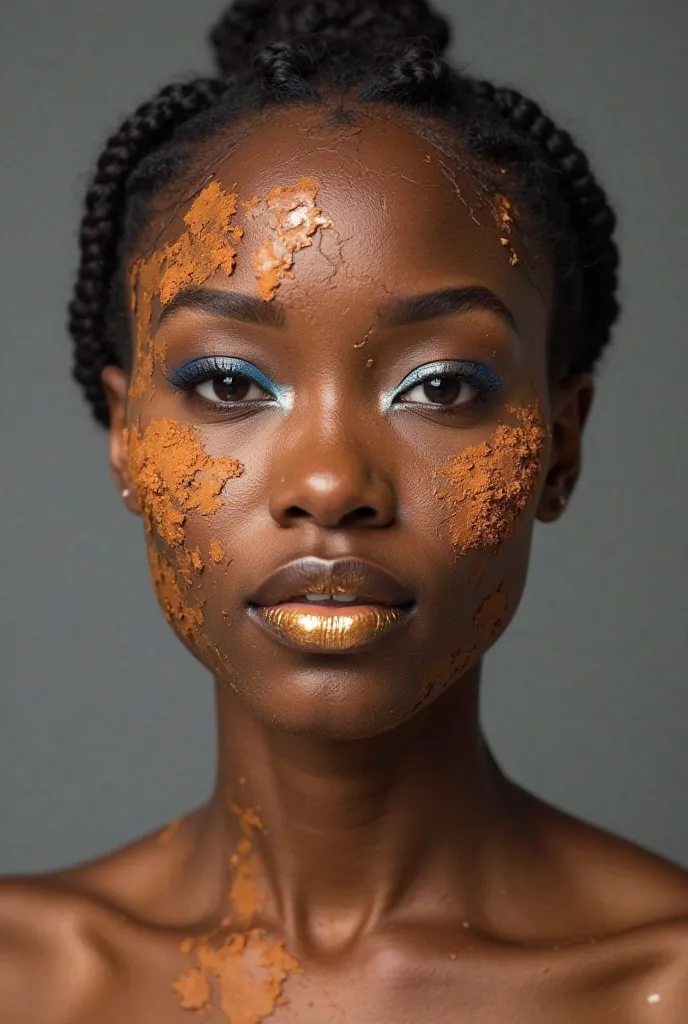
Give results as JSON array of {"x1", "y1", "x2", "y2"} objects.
[
  {"x1": 173, "y1": 802, "x2": 302, "y2": 1022},
  {"x1": 126, "y1": 419, "x2": 243, "y2": 548},
  {"x1": 128, "y1": 181, "x2": 243, "y2": 399},
  {"x1": 435, "y1": 403, "x2": 547, "y2": 555},
  {"x1": 251, "y1": 177, "x2": 333, "y2": 301},
  {"x1": 126, "y1": 419, "x2": 242, "y2": 652},
  {"x1": 493, "y1": 193, "x2": 519, "y2": 268}
]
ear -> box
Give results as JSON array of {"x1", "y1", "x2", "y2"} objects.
[
  {"x1": 101, "y1": 366, "x2": 141, "y2": 515},
  {"x1": 537, "y1": 373, "x2": 594, "y2": 523}
]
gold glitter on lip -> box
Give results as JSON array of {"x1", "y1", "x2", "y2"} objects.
[{"x1": 251, "y1": 604, "x2": 409, "y2": 652}]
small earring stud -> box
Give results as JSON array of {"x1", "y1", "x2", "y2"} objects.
[
  {"x1": 556, "y1": 494, "x2": 567, "y2": 510},
  {"x1": 121, "y1": 488, "x2": 131, "y2": 500}
]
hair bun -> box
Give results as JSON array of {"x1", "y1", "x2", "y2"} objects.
[{"x1": 209, "y1": 0, "x2": 452, "y2": 78}]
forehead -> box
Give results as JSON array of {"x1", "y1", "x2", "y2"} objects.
[{"x1": 142, "y1": 107, "x2": 553, "y2": 341}]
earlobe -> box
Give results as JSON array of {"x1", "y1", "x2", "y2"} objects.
[
  {"x1": 536, "y1": 373, "x2": 594, "y2": 524},
  {"x1": 101, "y1": 366, "x2": 141, "y2": 515}
]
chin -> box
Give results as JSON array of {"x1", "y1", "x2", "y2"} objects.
[{"x1": 221, "y1": 658, "x2": 433, "y2": 742}]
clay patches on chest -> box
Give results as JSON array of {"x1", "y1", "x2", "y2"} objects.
[
  {"x1": 128, "y1": 181, "x2": 244, "y2": 398},
  {"x1": 174, "y1": 928, "x2": 302, "y2": 1023},
  {"x1": 435, "y1": 403, "x2": 546, "y2": 555},
  {"x1": 251, "y1": 177, "x2": 333, "y2": 301},
  {"x1": 173, "y1": 801, "x2": 302, "y2": 1022}
]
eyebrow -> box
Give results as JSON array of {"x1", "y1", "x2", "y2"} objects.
[
  {"x1": 376, "y1": 286, "x2": 520, "y2": 335},
  {"x1": 158, "y1": 288, "x2": 288, "y2": 330},
  {"x1": 158, "y1": 284, "x2": 519, "y2": 336}
]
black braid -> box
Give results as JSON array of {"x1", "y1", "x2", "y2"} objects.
[
  {"x1": 68, "y1": 79, "x2": 226, "y2": 425},
  {"x1": 69, "y1": 0, "x2": 620, "y2": 426},
  {"x1": 468, "y1": 80, "x2": 619, "y2": 375}
]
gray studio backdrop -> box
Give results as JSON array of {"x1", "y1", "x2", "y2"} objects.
[{"x1": 1, "y1": 0, "x2": 686, "y2": 875}]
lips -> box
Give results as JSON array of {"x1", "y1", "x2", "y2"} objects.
[{"x1": 246, "y1": 557, "x2": 415, "y2": 609}]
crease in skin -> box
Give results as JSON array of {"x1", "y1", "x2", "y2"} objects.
[
  {"x1": 473, "y1": 581, "x2": 510, "y2": 645},
  {"x1": 418, "y1": 645, "x2": 478, "y2": 704},
  {"x1": 250, "y1": 177, "x2": 334, "y2": 301},
  {"x1": 434, "y1": 403, "x2": 547, "y2": 556},
  {"x1": 128, "y1": 180, "x2": 243, "y2": 399},
  {"x1": 173, "y1": 802, "x2": 302, "y2": 1022}
]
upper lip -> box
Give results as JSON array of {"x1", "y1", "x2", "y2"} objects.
[{"x1": 246, "y1": 557, "x2": 415, "y2": 608}]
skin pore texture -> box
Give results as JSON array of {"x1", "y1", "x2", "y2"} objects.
[{"x1": 1, "y1": 108, "x2": 688, "y2": 1024}]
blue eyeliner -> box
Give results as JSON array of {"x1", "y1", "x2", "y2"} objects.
[
  {"x1": 380, "y1": 359, "x2": 504, "y2": 412},
  {"x1": 166, "y1": 356, "x2": 293, "y2": 411}
]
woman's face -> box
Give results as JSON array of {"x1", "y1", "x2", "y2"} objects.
[{"x1": 105, "y1": 109, "x2": 588, "y2": 740}]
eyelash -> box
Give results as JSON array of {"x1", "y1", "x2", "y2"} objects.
[{"x1": 166, "y1": 356, "x2": 504, "y2": 416}]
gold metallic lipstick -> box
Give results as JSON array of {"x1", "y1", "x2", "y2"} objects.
[
  {"x1": 246, "y1": 556, "x2": 416, "y2": 653},
  {"x1": 254, "y1": 603, "x2": 406, "y2": 652}
]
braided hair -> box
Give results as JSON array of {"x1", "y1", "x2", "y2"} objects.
[{"x1": 69, "y1": 0, "x2": 619, "y2": 427}]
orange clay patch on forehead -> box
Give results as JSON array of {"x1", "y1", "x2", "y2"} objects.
[
  {"x1": 435, "y1": 403, "x2": 547, "y2": 555},
  {"x1": 128, "y1": 180, "x2": 244, "y2": 399},
  {"x1": 250, "y1": 176, "x2": 334, "y2": 301},
  {"x1": 125, "y1": 418, "x2": 243, "y2": 548}
]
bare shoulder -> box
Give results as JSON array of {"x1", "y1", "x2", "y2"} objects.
[
  {"x1": 524, "y1": 787, "x2": 688, "y2": 1019},
  {"x1": 0, "y1": 876, "x2": 116, "y2": 1024},
  {"x1": 0, "y1": 813, "x2": 200, "y2": 1024}
]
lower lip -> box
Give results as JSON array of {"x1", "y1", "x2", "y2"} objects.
[{"x1": 247, "y1": 602, "x2": 412, "y2": 653}]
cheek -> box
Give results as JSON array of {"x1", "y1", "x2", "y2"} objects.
[
  {"x1": 418, "y1": 401, "x2": 548, "y2": 703},
  {"x1": 434, "y1": 402, "x2": 548, "y2": 556},
  {"x1": 126, "y1": 416, "x2": 244, "y2": 665}
]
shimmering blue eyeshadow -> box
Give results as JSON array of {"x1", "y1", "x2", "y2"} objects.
[
  {"x1": 381, "y1": 360, "x2": 504, "y2": 412},
  {"x1": 166, "y1": 356, "x2": 292, "y2": 410}
]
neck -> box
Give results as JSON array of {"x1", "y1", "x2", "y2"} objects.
[{"x1": 208, "y1": 664, "x2": 525, "y2": 949}]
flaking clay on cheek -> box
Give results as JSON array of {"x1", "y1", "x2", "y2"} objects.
[
  {"x1": 250, "y1": 177, "x2": 333, "y2": 301},
  {"x1": 434, "y1": 402, "x2": 548, "y2": 556},
  {"x1": 125, "y1": 418, "x2": 243, "y2": 649},
  {"x1": 210, "y1": 539, "x2": 226, "y2": 564},
  {"x1": 128, "y1": 180, "x2": 244, "y2": 399},
  {"x1": 173, "y1": 800, "x2": 302, "y2": 1022}
]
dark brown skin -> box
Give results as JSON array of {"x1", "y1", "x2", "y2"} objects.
[{"x1": 2, "y1": 109, "x2": 687, "y2": 1023}]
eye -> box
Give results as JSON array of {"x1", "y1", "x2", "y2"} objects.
[
  {"x1": 389, "y1": 360, "x2": 504, "y2": 412},
  {"x1": 195, "y1": 373, "x2": 269, "y2": 405},
  {"x1": 166, "y1": 356, "x2": 290, "y2": 412},
  {"x1": 400, "y1": 374, "x2": 478, "y2": 407}
]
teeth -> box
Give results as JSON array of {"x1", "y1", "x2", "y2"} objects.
[{"x1": 302, "y1": 593, "x2": 359, "y2": 604}]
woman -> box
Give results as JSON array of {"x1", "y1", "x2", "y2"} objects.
[{"x1": 1, "y1": 0, "x2": 686, "y2": 1020}]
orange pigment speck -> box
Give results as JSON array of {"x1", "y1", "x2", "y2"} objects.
[
  {"x1": 252, "y1": 177, "x2": 333, "y2": 301},
  {"x1": 210, "y1": 539, "x2": 226, "y2": 563},
  {"x1": 435, "y1": 403, "x2": 547, "y2": 554},
  {"x1": 492, "y1": 193, "x2": 519, "y2": 268},
  {"x1": 173, "y1": 965, "x2": 212, "y2": 1010}
]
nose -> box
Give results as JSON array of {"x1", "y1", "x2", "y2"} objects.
[{"x1": 268, "y1": 426, "x2": 397, "y2": 530}]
